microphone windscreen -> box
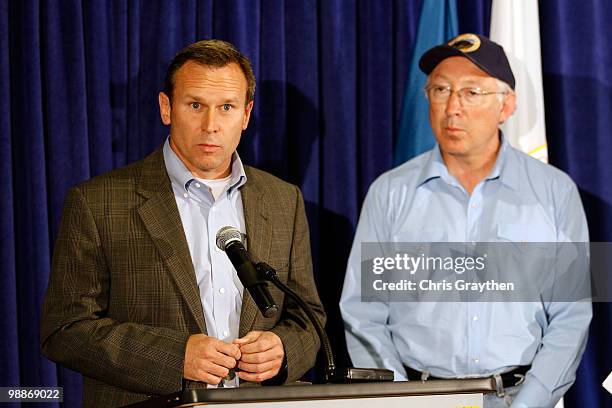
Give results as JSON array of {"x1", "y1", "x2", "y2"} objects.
[{"x1": 216, "y1": 226, "x2": 243, "y2": 251}]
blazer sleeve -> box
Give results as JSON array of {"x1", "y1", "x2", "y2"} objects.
[
  {"x1": 40, "y1": 186, "x2": 189, "y2": 395},
  {"x1": 269, "y1": 186, "x2": 326, "y2": 382}
]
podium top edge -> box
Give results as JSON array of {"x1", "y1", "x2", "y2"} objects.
[{"x1": 124, "y1": 379, "x2": 495, "y2": 407}]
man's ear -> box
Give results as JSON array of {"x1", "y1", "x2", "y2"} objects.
[
  {"x1": 499, "y1": 92, "x2": 516, "y2": 124},
  {"x1": 242, "y1": 100, "x2": 254, "y2": 130},
  {"x1": 159, "y1": 92, "x2": 172, "y2": 125}
]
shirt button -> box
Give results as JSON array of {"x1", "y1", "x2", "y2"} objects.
[
  {"x1": 471, "y1": 203, "x2": 478, "y2": 209},
  {"x1": 472, "y1": 315, "x2": 479, "y2": 321},
  {"x1": 473, "y1": 358, "x2": 479, "y2": 363},
  {"x1": 183, "y1": 193, "x2": 188, "y2": 198},
  {"x1": 223, "y1": 330, "x2": 229, "y2": 337},
  {"x1": 219, "y1": 288, "x2": 226, "y2": 294},
  {"x1": 195, "y1": 183, "x2": 201, "y2": 188}
]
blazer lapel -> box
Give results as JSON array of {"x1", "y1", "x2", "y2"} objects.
[
  {"x1": 136, "y1": 149, "x2": 207, "y2": 334},
  {"x1": 238, "y1": 167, "x2": 272, "y2": 337}
]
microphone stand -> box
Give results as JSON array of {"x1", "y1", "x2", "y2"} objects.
[{"x1": 255, "y1": 262, "x2": 394, "y2": 383}]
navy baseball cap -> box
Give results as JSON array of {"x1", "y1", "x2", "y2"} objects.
[{"x1": 419, "y1": 33, "x2": 515, "y2": 90}]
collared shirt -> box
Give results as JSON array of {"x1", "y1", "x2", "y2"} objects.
[
  {"x1": 340, "y1": 135, "x2": 591, "y2": 407},
  {"x1": 163, "y1": 139, "x2": 247, "y2": 386}
]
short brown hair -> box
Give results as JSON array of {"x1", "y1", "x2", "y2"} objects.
[{"x1": 163, "y1": 39, "x2": 256, "y2": 104}]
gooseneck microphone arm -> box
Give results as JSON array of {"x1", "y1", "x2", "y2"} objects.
[{"x1": 255, "y1": 262, "x2": 337, "y2": 381}]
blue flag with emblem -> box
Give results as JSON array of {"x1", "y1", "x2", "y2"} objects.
[{"x1": 394, "y1": 0, "x2": 458, "y2": 166}]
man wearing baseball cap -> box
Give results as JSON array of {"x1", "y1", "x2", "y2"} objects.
[{"x1": 341, "y1": 34, "x2": 591, "y2": 407}]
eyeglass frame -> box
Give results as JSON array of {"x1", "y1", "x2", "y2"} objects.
[{"x1": 423, "y1": 84, "x2": 509, "y2": 106}]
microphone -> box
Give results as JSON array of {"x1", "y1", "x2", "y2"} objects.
[{"x1": 216, "y1": 226, "x2": 278, "y2": 318}]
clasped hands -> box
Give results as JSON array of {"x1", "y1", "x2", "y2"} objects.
[{"x1": 184, "y1": 331, "x2": 285, "y2": 385}]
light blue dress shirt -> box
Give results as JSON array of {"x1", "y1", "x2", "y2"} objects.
[
  {"x1": 164, "y1": 139, "x2": 246, "y2": 387},
  {"x1": 340, "y1": 136, "x2": 592, "y2": 407}
]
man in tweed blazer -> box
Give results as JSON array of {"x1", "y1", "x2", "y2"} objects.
[{"x1": 41, "y1": 40, "x2": 325, "y2": 407}]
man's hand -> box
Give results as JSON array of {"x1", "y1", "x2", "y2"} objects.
[
  {"x1": 233, "y1": 331, "x2": 285, "y2": 382},
  {"x1": 184, "y1": 334, "x2": 241, "y2": 385}
]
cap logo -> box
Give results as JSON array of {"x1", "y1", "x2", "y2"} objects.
[{"x1": 448, "y1": 33, "x2": 481, "y2": 53}]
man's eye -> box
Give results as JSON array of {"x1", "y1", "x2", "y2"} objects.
[
  {"x1": 433, "y1": 86, "x2": 449, "y2": 94},
  {"x1": 190, "y1": 102, "x2": 200, "y2": 109},
  {"x1": 466, "y1": 89, "x2": 482, "y2": 96},
  {"x1": 222, "y1": 104, "x2": 232, "y2": 111}
]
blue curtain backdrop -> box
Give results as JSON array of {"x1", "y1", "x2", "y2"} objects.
[
  {"x1": 1, "y1": 1, "x2": 610, "y2": 407},
  {"x1": 539, "y1": 2, "x2": 612, "y2": 406}
]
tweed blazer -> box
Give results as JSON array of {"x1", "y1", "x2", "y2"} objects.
[{"x1": 41, "y1": 148, "x2": 325, "y2": 407}]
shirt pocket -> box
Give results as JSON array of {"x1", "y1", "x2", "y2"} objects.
[
  {"x1": 390, "y1": 229, "x2": 450, "y2": 275},
  {"x1": 496, "y1": 223, "x2": 554, "y2": 243},
  {"x1": 392, "y1": 227, "x2": 448, "y2": 243},
  {"x1": 495, "y1": 224, "x2": 556, "y2": 296}
]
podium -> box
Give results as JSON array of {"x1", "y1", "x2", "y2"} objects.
[{"x1": 124, "y1": 379, "x2": 497, "y2": 407}]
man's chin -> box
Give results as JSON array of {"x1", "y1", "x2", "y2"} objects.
[
  {"x1": 192, "y1": 158, "x2": 232, "y2": 179},
  {"x1": 439, "y1": 140, "x2": 469, "y2": 156}
]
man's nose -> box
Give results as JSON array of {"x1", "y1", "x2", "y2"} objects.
[
  {"x1": 444, "y1": 91, "x2": 462, "y2": 116},
  {"x1": 202, "y1": 109, "x2": 219, "y2": 133}
]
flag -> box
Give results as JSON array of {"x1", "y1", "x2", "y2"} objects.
[
  {"x1": 490, "y1": 0, "x2": 548, "y2": 162},
  {"x1": 491, "y1": 6, "x2": 553, "y2": 404},
  {"x1": 394, "y1": 0, "x2": 458, "y2": 166}
]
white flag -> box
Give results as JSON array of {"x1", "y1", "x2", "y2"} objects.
[{"x1": 490, "y1": 0, "x2": 548, "y2": 162}]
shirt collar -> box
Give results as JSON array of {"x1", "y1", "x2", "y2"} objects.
[
  {"x1": 416, "y1": 131, "x2": 519, "y2": 191},
  {"x1": 486, "y1": 131, "x2": 520, "y2": 191},
  {"x1": 163, "y1": 137, "x2": 247, "y2": 195},
  {"x1": 416, "y1": 144, "x2": 451, "y2": 187}
]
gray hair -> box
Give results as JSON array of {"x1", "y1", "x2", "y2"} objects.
[{"x1": 496, "y1": 79, "x2": 513, "y2": 102}]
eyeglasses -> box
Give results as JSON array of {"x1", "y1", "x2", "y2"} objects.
[{"x1": 424, "y1": 84, "x2": 507, "y2": 106}]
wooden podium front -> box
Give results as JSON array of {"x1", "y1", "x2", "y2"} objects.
[{"x1": 125, "y1": 379, "x2": 496, "y2": 407}]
